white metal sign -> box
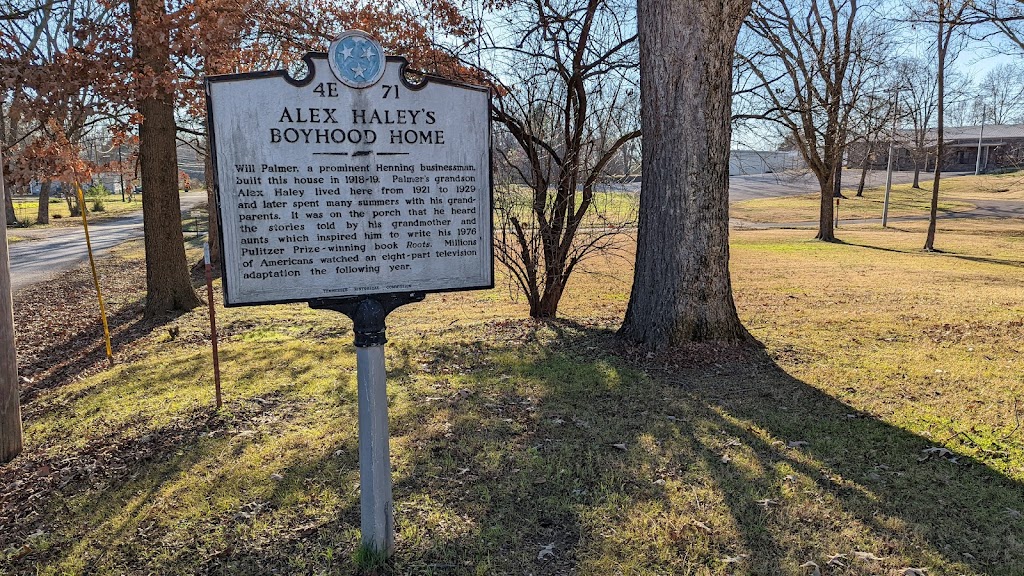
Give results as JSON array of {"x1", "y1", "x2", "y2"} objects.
[{"x1": 206, "y1": 36, "x2": 492, "y2": 306}]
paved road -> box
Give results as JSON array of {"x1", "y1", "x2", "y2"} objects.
[
  {"x1": 602, "y1": 170, "x2": 943, "y2": 201},
  {"x1": 728, "y1": 169, "x2": 959, "y2": 201},
  {"x1": 733, "y1": 198, "x2": 1024, "y2": 230},
  {"x1": 7, "y1": 192, "x2": 207, "y2": 293}
]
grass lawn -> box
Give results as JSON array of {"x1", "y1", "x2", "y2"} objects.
[
  {"x1": 11, "y1": 194, "x2": 145, "y2": 227},
  {"x1": 3, "y1": 218, "x2": 1024, "y2": 575},
  {"x1": 725, "y1": 170, "x2": 1024, "y2": 223},
  {"x1": 496, "y1": 185, "x2": 639, "y2": 228},
  {"x1": 930, "y1": 170, "x2": 1024, "y2": 201},
  {"x1": 9, "y1": 186, "x2": 199, "y2": 229},
  {"x1": 731, "y1": 186, "x2": 975, "y2": 223}
]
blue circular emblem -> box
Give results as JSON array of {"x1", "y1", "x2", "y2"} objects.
[{"x1": 328, "y1": 30, "x2": 386, "y2": 88}]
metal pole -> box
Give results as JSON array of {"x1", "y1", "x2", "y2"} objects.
[
  {"x1": 308, "y1": 292, "x2": 423, "y2": 557},
  {"x1": 342, "y1": 297, "x2": 397, "y2": 555},
  {"x1": 882, "y1": 90, "x2": 899, "y2": 228},
  {"x1": 0, "y1": 151, "x2": 23, "y2": 463},
  {"x1": 975, "y1": 106, "x2": 986, "y2": 176},
  {"x1": 76, "y1": 182, "x2": 114, "y2": 367},
  {"x1": 204, "y1": 243, "x2": 222, "y2": 409},
  {"x1": 356, "y1": 343, "x2": 393, "y2": 554}
]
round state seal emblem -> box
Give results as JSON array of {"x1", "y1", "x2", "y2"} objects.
[{"x1": 328, "y1": 30, "x2": 386, "y2": 88}]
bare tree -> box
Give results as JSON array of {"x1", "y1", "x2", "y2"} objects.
[
  {"x1": 972, "y1": 0, "x2": 1024, "y2": 54},
  {"x1": 898, "y1": 58, "x2": 941, "y2": 189},
  {"x1": 485, "y1": 0, "x2": 640, "y2": 318},
  {"x1": 914, "y1": 0, "x2": 974, "y2": 252},
  {"x1": 847, "y1": 85, "x2": 898, "y2": 197},
  {"x1": 2, "y1": 0, "x2": 130, "y2": 226},
  {"x1": 972, "y1": 63, "x2": 1024, "y2": 124},
  {"x1": 737, "y1": 0, "x2": 894, "y2": 242},
  {"x1": 619, "y1": 0, "x2": 752, "y2": 348}
]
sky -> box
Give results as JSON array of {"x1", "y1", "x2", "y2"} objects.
[{"x1": 730, "y1": 3, "x2": 1024, "y2": 151}]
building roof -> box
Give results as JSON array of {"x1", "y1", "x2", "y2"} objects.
[
  {"x1": 940, "y1": 124, "x2": 1024, "y2": 142},
  {"x1": 895, "y1": 124, "x2": 1024, "y2": 147}
]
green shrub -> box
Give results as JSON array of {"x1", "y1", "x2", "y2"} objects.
[{"x1": 87, "y1": 183, "x2": 110, "y2": 197}]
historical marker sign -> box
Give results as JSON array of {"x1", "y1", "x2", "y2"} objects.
[{"x1": 206, "y1": 32, "x2": 492, "y2": 306}]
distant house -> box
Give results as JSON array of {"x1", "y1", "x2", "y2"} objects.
[
  {"x1": 936, "y1": 124, "x2": 1024, "y2": 172},
  {"x1": 848, "y1": 124, "x2": 1024, "y2": 173},
  {"x1": 729, "y1": 150, "x2": 805, "y2": 176}
]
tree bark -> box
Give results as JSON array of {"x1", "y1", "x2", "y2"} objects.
[
  {"x1": 856, "y1": 141, "x2": 872, "y2": 197},
  {"x1": 36, "y1": 181, "x2": 51, "y2": 224},
  {"x1": 0, "y1": 154, "x2": 22, "y2": 463},
  {"x1": 536, "y1": 279, "x2": 565, "y2": 319},
  {"x1": 832, "y1": 160, "x2": 844, "y2": 198},
  {"x1": 4, "y1": 184, "x2": 16, "y2": 227},
  {"x1": 131, "y1": 0, "x2": 202, "y2": 316},
  {"x1": 815, "y1": 165, "x2": 836, "y2": 241},
  {"x1": 925, "y1": 14, "x2": 948, "y2": 252},
  {"x1": 620, "y1": 0, "x2": 751, "y2": 349}
]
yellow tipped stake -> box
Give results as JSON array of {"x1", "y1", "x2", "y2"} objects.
[{"x1": 75, "y1": 183, "x2": 114, "y2": 367}]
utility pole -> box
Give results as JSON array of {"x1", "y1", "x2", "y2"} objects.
[
  {"x1": 1, "y1": 150, "x2": 23, "y2": 463},
  {"x1": 975, "y1": 105, "x2": 986, "y2": 175},
  {"x1": 882, "y1": 89, "x2": 900, "y2": 228}
]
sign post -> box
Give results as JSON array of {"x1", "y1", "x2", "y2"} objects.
[
  {"x1": 310, "y1": 293, "x2": 423, "y2": 552},
  {"x1": 205, "y1": 31, "x2": 492, "y2": 555}
]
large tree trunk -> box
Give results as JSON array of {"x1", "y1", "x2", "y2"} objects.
[
  {"x1": 131, "y1": 0, "x2": 202, "y2": 316},
  {"x1": 2, "y1": 107, "x2": 17, "y2": 228},
  {"x1": 815, "y1": 167, "x2": 836, "y2": 242},
  {"x1": 0, "y1": 154, "x2": 22, "y2": 463},
  {"x1": 36, "y1": 181, "x2": 51, "y2": 224},
  {"x1": 620, "y1": 0, "x2": 751, "y2": 349},
  {"x1": 4, "y1": 185, "x2": 16, "y2": 227},
  {"x1": 912, "y1": 161, "x2": 921, "y2": 189}
]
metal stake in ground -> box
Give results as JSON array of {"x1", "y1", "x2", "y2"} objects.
[
  {"x1": 204, "y1": 243, "x2": 222, "y2": 409},
  {"x1": 75, "y1": 182, "x2": 114, "y2": 366},
  {"x1": 310, "y1": 293, "x2": 424, "y2": 555}
]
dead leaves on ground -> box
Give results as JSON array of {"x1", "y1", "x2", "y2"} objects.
[{"x1": 13, "y1": 252, "x2": 153, "y2": 402}]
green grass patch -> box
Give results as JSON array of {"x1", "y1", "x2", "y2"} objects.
[
  {"x1": 495, "y1": 185, "x2": 638, "y2": 228},
  {"x1": 10, "y1": 188, "x2": 199, "y2": 229},
  {"x1": 12, "y1": 193, "x2": 144, "y2": 227}
]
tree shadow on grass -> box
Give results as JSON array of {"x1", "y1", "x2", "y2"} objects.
[
  {"x1": 841, "y1": 239, "x2": 1024, "y2": 269},
  {"x1": 539, "y1": 320, "x2": 1024, "y2": 574},
  {"x1": 5, "y1": 318, "x2": 1024, "y2": 575}
]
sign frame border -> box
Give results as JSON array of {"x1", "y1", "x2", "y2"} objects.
[{"x1": 204, "y1": 52, "x2": 495, "y2": 308}]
